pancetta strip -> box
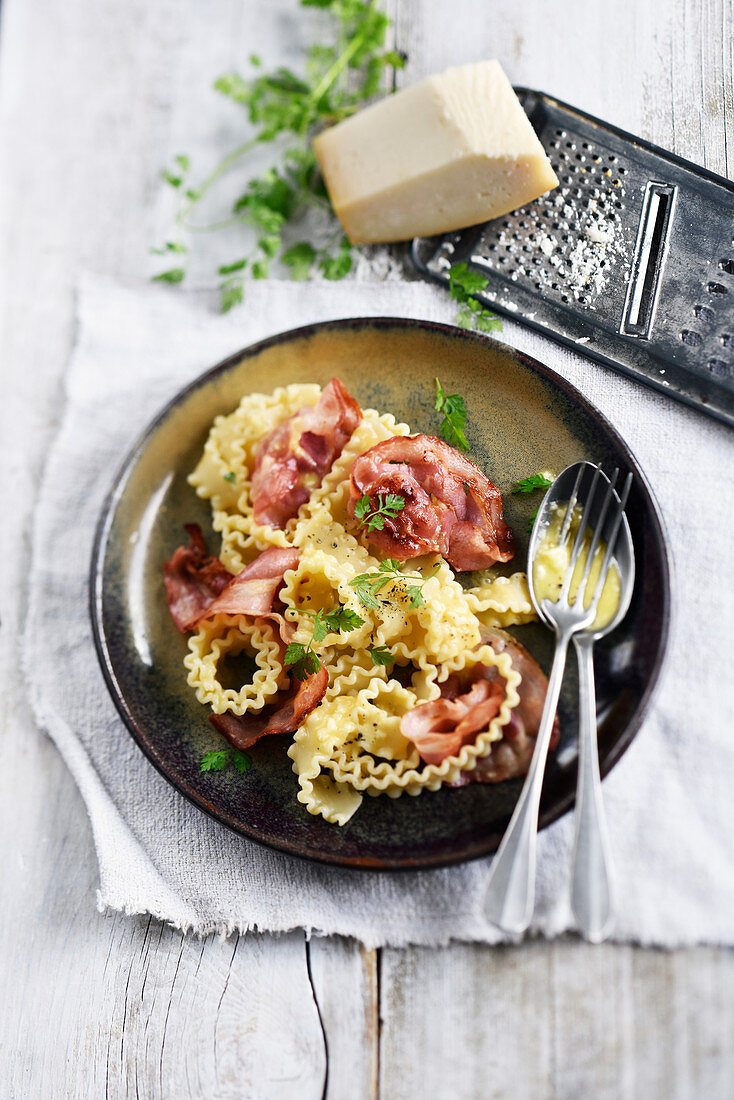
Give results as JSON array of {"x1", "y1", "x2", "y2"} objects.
[
  {"x1": 348, "y1": 434, "x2": 514, "y2": 570},
  {"x1": 193, "y1": 546, "x2": 299, "y2": 626},
  {"x1": 453, "y1": 628, "x2": 560, "y2": 785},
  {"x1": 164, "y1": 530, "x2": 299, "y2": 634},
  {"x1": 252, "y1": 377, "x2": 362, "y2": 529},
  {"x1": 401, "y1": 628, "x2": 559, "y2": 779},
  {"x1": 210, "y1": 664, "x2": 329, "y2": 748},
  {"x1": 163, "y1": 523, "x2": 234, "y2": 633},
  {"x1": 400, "y1": 680, "x2": 504, "y2": 765}
]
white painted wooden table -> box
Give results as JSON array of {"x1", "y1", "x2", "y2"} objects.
[{"x1": 1, "y1": 1, "x2": 732, "y2": 1096}]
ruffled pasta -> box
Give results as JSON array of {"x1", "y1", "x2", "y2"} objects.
[
  {"x1": 465, "y1": 571, "x2": 538, "y2": 628},
  {"x1": 184, "y1": 382, "x2": 531, "y2": 825},
  {"x1": 184, "y1": 615, "x2": 286, "y2": 715}
]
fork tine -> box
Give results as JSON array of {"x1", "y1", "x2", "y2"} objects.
[
  {"x1": 586, "y1": 472, "x2": 633, "y2": 616},
  {"x1": 574, "y1": 468, "x2": 619, "y2": 601},
  {"x1": 559, "y1": 465, "x2": 585, "y2": 547},
  {"x1": 559, "y1": 465, "x2": 601, "y2": 604}
]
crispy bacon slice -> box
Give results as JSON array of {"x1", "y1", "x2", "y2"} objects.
[
  {"x1": 251, "y1": 377, "x2": 362, "y2": 529},
  {"x1": 348, "y1": 434, "x2": 514, "y2": 571},
  {"x1": 401, "y1": 628, "x2": 559, "y2": 780},
  {"x1": 163, "y1": 524, "x2": 234, "y2": 632},
  {"x1": 210, "y1": 663, "x2": 329, "y2": 749}
]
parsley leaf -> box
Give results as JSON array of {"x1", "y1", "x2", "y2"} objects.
[
  {"x1": 354, "y1": 492, "x2": 406, "y2": 531},
  {"x1": 324, "y1": 606, "x2": 365, "y2": 633},
  {"x1": 319, "y1": 236, "x2": 353, "y2": 281},
  {"x1": 218, "y1": 258, "x2": 247, "y2": 275},
  {"x1": 282, "y1": 242, "x2": 316, "y2": 280},
  {"x1": 223, "y1": 471, "x2": 237, "y2": 483},
  {"x1": 201, "y1": 748, "x2": 253, "y2": 774},
  {"x1": 350, "y1": 561, "x2": 439, "y2": 611},
  {"x1": 150, "y1": 241, "x2": 187, "y2": 255},
  {"x1": 435, "y1": 377, "x2": 469, "y2": 451},
  {"x1": 299, "y1": 603, "x2": 366, "y2": 640},
  {"x1": 527, "y1": 506, "x2": 540, "y2": 532},
  {"x1": 369, "y1": 645, "x2": 394, "y2": 667},
  {"x1": 284, "y1": 642, "x2": 322, "y2": 682},
  {"x1": 220, "y1": 279, "x2": 244, "y2": 312},
  {"x1": 152, "y1": 267, "x2": 186, "y2": 284},
  {"x1": 284, "y1": 598, "x2": 365, "y2": 681},
  {"x1": 231, "y1": 749, "x2": 252, "y2": 774},
  {"x1": 201, "y1": 750, "x2": 229, "y2": 773},
  {"x1": 512, "y1": 474, "x2": 554, "y2": 494},
  {"x1": 310, "y1": 609, "x2": 330, "y2": 645},
  {"x1": 447, "y1": 263, "x2": 502, "y2": 335}
]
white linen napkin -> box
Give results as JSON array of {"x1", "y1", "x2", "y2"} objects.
[{"x1": 24, "y1": 273, "x2": 734, "y2": 947}]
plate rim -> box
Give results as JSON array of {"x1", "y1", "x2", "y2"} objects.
[{"x1": 90, "y1": 316, "x2": 672, "y2": 871}]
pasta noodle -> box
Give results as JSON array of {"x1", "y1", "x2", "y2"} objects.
[{"x1": 179, "y1": 381, "x2": 540, "y2": 825}]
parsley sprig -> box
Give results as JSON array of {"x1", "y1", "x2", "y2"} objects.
[
  {"x1": 448, "y1": 263, "x2": 502, "y2": 334},
  {"x1": 369, "y1": 645, "x2": 394, "y2": 667},
  {"x1": 511, "y1": 472, "x2": 554, "y2": 531},
  {"x1": 201, "y1": 749, "x2": 252, "y2": 774},
  {"x1": 284, "y1": 603, "x2": 366, "y2": 680},
  {"x1": 435, "y1": 377, "x2": 470, "y2": 451},
  {"x1": 153, "y1": 0, "x2": 405, "y2": 310},
  {"x1": 350, "y1": 558, "x2": 440, "y2": 611},
  {"x1": 512, "y1": 473, "x2": 553, "y2": 494},
  {"x1": 354, "y1": 491, "x2": 406, "y2": 531}
]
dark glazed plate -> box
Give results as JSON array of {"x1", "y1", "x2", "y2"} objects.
[{"x1": 91, "y1": 318, "x2": 670, "y2": 870}]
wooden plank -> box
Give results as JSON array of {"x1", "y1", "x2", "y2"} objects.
[
  {"x1": 0, "y1": 715, "x2": 328, "y2": 1100},
  {"x1": 309, "y1": 938, "x2": 379, "y2": 1099},
  {"x1": 379, "y1": 942, "x2": 555, "y2": 1100},
  {"x1": 380, "y1": 941, "x2": 734, "y2": 1100},
  {"x1": 391, "y1": 0, "x2": 734, "y2": 172}
]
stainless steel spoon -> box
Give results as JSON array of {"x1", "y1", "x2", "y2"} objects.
[
  {"x1": 483, "y1": 461, "x2": 634, "y2": 936},
  {"x1": 568, "y1": 471, "x2": 634, "y2": 942}
]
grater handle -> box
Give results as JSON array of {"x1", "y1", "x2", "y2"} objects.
[{"x1": 620, "y1": 182, "x2": 677, "y2": 339}]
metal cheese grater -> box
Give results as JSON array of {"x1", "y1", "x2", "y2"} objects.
[{"x1": 411, "y1": 89, "x2": 734, "y2": 428}]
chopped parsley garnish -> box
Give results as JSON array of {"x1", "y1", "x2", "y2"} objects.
[
  {"x1": 354, "y1": 491, "x2": 406, "y2": 531},
  {"x1": 284, "y1": 641, "x2": 323, "y2": 682},
  {"x1": 350, "y1": 559, "x2": 440, "y2": 611},
  {"x1": 435, "y1": 377, "x2": 469, "y2": 452},
  {"x1": 200, "y1": 749, "x2": 229, "y2": 772},
  {"x1": 201, "y1": 749, "x2": 252, "y2": 774},
  {"x1": 447, "y1": 263, "x2": 502, "y2": 334},
  {"x1": 369, "y1": 645, "x2": 394, "y2": 667},
  {"x1": 512, "y1": 473, "x2": 553, "y2": 494},
  {"x1": 285, "y1": 602, "x2": 365, "y2": 679},
  {"x1": 223, "y1": 471, "x2": 237, "y2": 483}
]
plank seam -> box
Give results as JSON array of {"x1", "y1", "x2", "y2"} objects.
[{"x1": 305, "y1": 937, "x2": 329, "y2": 1100}]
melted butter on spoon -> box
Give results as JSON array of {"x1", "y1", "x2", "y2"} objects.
[{"x1": 532, "y1": 502, "x2": 621, "y2": 630}]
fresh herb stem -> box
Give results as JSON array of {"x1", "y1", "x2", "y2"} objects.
[{"x1": 178, "y1": 137, "x2": 260, "y2": 228}]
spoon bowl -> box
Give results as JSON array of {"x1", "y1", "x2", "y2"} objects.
[{"x1": 528, "y1": 461, "x2": 636, "y2": 640}]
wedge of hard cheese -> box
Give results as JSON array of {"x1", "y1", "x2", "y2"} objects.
[{"x1": 313, "y1": 59, "x2": 559, "y2": 244}]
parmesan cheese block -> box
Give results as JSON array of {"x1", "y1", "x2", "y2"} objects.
[{"x1": 313, "y1": 60, "x2": 559, "y2": 244}]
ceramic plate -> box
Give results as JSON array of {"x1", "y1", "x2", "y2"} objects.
[{"x1": 91, "y1": 318, "x2": 670, "y2": 870}]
